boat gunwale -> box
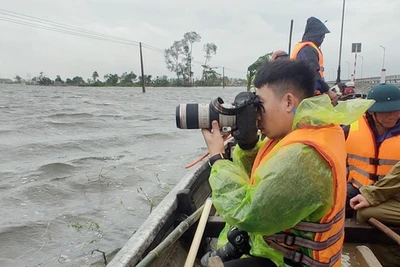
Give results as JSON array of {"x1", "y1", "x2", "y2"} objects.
[{"x1": 107, "y1": 160, "x2": 210, "y2": 267}]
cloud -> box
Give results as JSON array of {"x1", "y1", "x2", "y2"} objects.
[{"x1": 0, "y1": 0, "x2": 398, "y2": 81}]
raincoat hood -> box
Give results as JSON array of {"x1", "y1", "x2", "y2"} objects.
[
  {"x1": 293, "y1": 95, "x2": 375, "y2": 130},
  {"x1": 302, "y1": 17, "x2": 330, "y2": 47}
]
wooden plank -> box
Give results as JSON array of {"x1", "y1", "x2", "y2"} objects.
[{"x1": 355, "y1": 246, "x2": 383, "y2": 267}]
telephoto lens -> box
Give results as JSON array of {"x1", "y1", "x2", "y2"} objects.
[{"x1": 175, "y1": 98, "x2": 236, "y2": 129}]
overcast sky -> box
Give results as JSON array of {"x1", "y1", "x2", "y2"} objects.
[{"x1": 0, "y1": 0, "x2": 398, "y2": 82}]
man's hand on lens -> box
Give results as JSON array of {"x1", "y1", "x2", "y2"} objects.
[{"x1": 201, "y1": 121, "x2": 225, "y2": 157}]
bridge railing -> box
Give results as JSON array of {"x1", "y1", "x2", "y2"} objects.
[{"x1": 327, "y1": 75, "x2": 400, "y2": 84}]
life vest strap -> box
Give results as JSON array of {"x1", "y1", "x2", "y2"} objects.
[
  {"x1": 268, "y1": 242, "x2": 342, "y2": 267},
  {"x1": 292, "y1": 209, "x2": 344, "y2": 233},
  {"x1": 347, "y1": 154, "x2": 399, "y2": 166},
  {"x1": 264, "y1": 226, "x2": 343, "y2": 251},
  {"x1": 348, "y1": 165, "x2": 385, "y2": 182},
  {"x1": 348, "y1": 178, "x2": 364, "y2": 189}
]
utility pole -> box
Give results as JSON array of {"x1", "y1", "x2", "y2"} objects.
[
  {"x1": 288, "y1": 19, "x2": 294, "y2": 56},
  {"x1": 139, "y1": 42, "x2": 145, "y2": 93},
  {"x1": 379, "y1": 45, "x2": 386, "y2": 83},
  {"x1": 336, "y1": 0, "x2": 346, "y2": 84}
]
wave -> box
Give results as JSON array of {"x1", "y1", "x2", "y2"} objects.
[
  {"x1": 70, "y1": 155, "x2": 125, "y2": 164},
  {"x1": 47, "y1": 113, "x2": 93, "y2": 119},
  {"x1": 83, "y1": 100, "x2": 113, "y2": 106},
  {"x1": 45, "y1": 121, "x2": 87, "y2": 127},
  {"x1": 38, "y1": 163, "x2": 75, "y2": 174},
  {"x1": 134, "y1": 132, "x2": 177, "y2": 141}
]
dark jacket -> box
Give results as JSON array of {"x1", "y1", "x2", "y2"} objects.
[{"x1": 296, "y1": 17, "x2": 330, "y2": 93}]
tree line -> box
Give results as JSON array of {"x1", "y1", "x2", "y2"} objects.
[
  {"x1": 5, "y1": 31, "x2": 246, "y2": 87},
  {"x1": 10, "y1": 71, "x2": 245, "y2": 87}
]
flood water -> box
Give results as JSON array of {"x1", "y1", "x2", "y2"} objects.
[
  {"x1": 0, "y1": 84, "x2": 393, "y2": 267},
  {"x1": 0, "y1": 85, "x2": 244, "y2": 266}
]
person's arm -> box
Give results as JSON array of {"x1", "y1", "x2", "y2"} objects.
[
  {"x1": 230, "y1": 138, "x2": 267, "y2": 177},
  {"x1": 360, "y1": 161, "x2": 400, "y2": 206},
  {"x1": 209, "y1": 143, "x2": 334, "y2": 235}
]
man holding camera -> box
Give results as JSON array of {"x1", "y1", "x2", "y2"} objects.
[{"x1": 201, "y1": 60, "x2": 373, "y2": 267}]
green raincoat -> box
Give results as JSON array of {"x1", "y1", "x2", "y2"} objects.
[{"x1": 209, "y1": 95, "x2": 374, "y2": 266}]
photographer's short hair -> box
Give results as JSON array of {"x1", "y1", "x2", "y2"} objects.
[{"x1": 254, "y1": 60, "x2": 316, "y2": 99}]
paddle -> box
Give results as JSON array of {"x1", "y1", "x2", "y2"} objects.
[
  {"x1": 184, "y1": 198, "x2": 213, "y2": 267},
  {"x1": 368, "y1": 217, "x2": 400, "y2": 245}
]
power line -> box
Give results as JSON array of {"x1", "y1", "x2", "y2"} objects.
[
  {"x1": 0, "y1": 16, "x2": 139, "y2": 46},
  {"x1": 0, "y1": 8, "x2": 139, "y2": 45},
  {"x1": 0, "y1": 8, "x2": 244, "y2": 76}
]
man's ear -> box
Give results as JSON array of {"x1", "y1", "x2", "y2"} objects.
[{"x1": 285, "y1": 93, "x2": 298, "y2": 112}]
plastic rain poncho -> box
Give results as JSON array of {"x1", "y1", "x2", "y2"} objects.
[{"x1": 209, "y1": 95, "x2": 374, "y2": 266}]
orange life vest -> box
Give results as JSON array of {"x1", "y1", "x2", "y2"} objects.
[
  {"x1": 290, "y1": 41, "x2": 325, "y2": 78},
  {"x1": 346, "y1": 115, "x2": 400, "y2": 188},
  {"x1": 251, "y1": 125, "x2": 346, "y2": 267}
]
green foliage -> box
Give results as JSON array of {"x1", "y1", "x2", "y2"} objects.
[
  {"x1": 14, "y1": 75, "x2": 22, "y2": 83},
  {"x1": 72, "y1": 76, "x2": 85, "y2": 85},
  {"x1": 203, "y1": 42, "x2": 217, "y2": 66},
  {"x1": 55, "y1": 75, "x2": 64, "y2": 83},
  {"x1": 138, "y1": 187, "x2": 154, "y2": 214},
  {"x1": 104, "y1": 73, "x2": 119, "y2": 85},
  {"x1": 92, "y1": 71, "x2": 99, "y2": 82},
  {"x1": 138, "y1": 74, "x2": 152, "y2": 85},
  {"x1": 246, "y1": 53, "x2": 272, "y2": 91},
  {"x1": 165, "y1": 40, "x2": 186, "y2": 84},
  {"x1": 120, "y1": 71, "x2": 137, "y2": 84}
]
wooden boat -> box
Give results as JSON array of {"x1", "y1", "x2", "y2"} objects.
[{"x1": 107, "y1": 145, "x2": 400, "y2": 267}]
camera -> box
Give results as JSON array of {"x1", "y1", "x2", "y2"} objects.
[
  {"x1": 175, "y1": 92, "x2": 260, "y2": 130},
  {"x1": 200, "y1": 226, "x2": 250, "y2": 266}
]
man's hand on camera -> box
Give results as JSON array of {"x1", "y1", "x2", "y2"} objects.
[{"x1": 201, "y1": 121, "x2": 225, "y2": 157}]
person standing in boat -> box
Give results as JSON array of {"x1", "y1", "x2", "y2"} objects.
[
  {"x1": 290, "y1": 16, "x2": 338, "y2": 105},
  {"x1": 345, "y1": 83, "x2": 400, "y2": 218},
  {"x1": 201, "y1": 60, "x2": 373, "y2": 267},
  {"x1": 350, "y1": 161, "x2": 400, "y2": 225}
]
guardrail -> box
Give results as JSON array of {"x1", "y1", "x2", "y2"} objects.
[{"x1": 327, "y1": 75, "x2": 400, "y2": 85}]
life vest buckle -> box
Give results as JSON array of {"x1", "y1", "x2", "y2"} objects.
[
  {"x1": 369, "y1": 174, "x2": 379, "y2": 181},
  {"x1": 290, "y1": 250, "x2": 304, "y2": 264},
  {"x1": 369, "y1": 158, "x2": 380, "y2": 165},
  {"x1": 284, "y1": 233, "x2": 296, "y2": 246}
]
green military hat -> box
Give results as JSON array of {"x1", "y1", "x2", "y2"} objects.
[{"x1": 367, "y1": 83, "x2": 400, "y2": 112}]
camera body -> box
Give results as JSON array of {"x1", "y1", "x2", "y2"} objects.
[
  {"x1": 176, "y1": 92, "x2": 260, "y2": 131},
  {"x1": 200, "y1": 226, "x2": 250, "y2": 266}
]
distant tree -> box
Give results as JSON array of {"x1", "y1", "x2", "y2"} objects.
[
  {"x1": 138, "y1": 75, "x2": 152, "y2": 85},
  {"x1": 202, "y1": 43, "x2": 218, "y2": 82},
  {"x1": 203, "y1": 43, "x2": 217, "y2": 66},
  {"x1": 121, "y1": 71, "x2": 137, "y2": 84},
  {"x1": 37, "y1": 72, "x2": 53, "y2": 85},
  {"x1": 14, "y1": 75, "x2": 22, "y2": 83},
  {"x1": 65, "y1": 78, "x2": 73, "y2": 85},
  {"x1": 183, "y1": 31, "x2": 201, "y2": 83},
  {"x1": 165, "y1": 40, "x2": 186, "y2": 85},
  {"x1": 72, "y1": 76, "x2": 85, "y2": 85},
  {"x1": 152, "y1": 75, "x2": 170, "y2": 87},
  {"x1": 104, "y1": 74, "x2": 119, "y2": 85},
  {"x1": 55, "y1": 75, "x2": 64, "y2": 84},
  {"x1": 92, "y1": 71, "x2": 99, "y2": 82}
]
